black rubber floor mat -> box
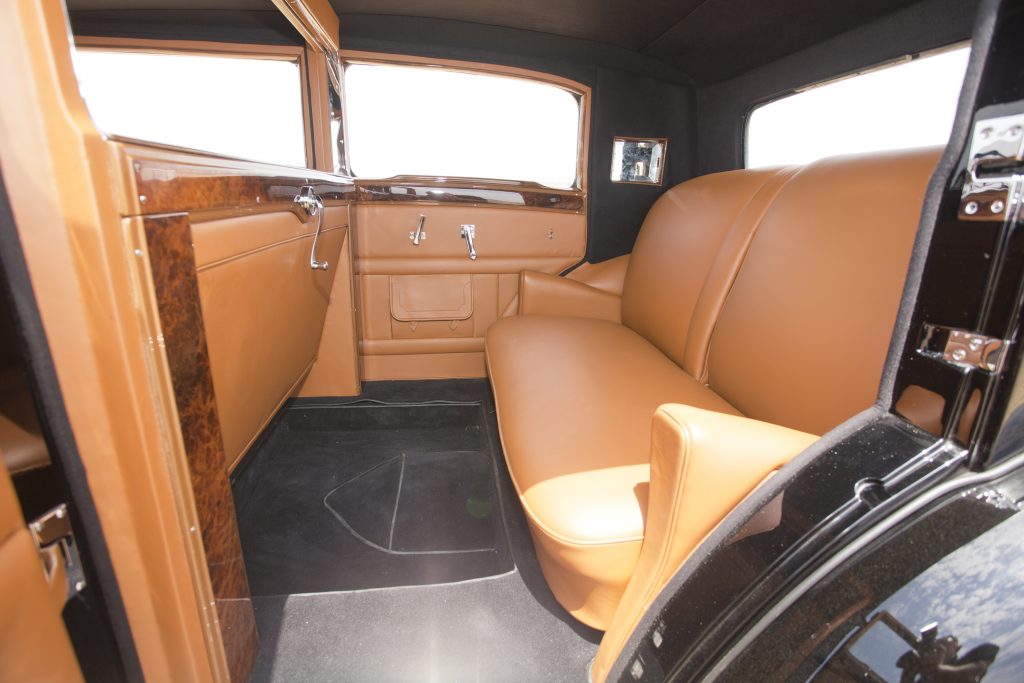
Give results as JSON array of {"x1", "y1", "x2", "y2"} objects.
[
  {"x1": 324, "y1": 450, "x2": 498, "y2": 553},
  {"x1": 232, "y1": 380, "x2": 514, "y2": 596}
]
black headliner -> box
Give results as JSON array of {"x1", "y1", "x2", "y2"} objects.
[
  {"x1": 68, "y1": 0, "x2": 928, "y2": 84},
  {"x1": 333, "y1": 0, "x2": 927, "y2": 84}
]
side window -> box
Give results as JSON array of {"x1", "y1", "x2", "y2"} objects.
[
  {"x1": 746, "y1": 45, "x2": 970, "y2": 168},
  {"x1": 73, "y1": 44, "x2": 309, "y2": 168},
  {"x1": 342, "y1": 62, "x2": 584, "y2": 189}
]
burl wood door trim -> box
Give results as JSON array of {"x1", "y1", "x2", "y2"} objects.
[{"x1": 142, "y1": 214, "x2": 258, "y2": 683}]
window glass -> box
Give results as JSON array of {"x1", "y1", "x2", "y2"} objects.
[
  {"x1": 74, "y1": 48, "x2": 307, "y2": 168},
  {"x1": 746, "y1": 46, "x2": 970, "y2": 168},
  {"x1": 343, "y1": 63, "x2": 582, "y2": 188}
]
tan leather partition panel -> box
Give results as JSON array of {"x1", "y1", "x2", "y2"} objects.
[
  {"x1": 706, "y1": 149, "x2": 940, "y2": 435},
  {"x1": 0, "y1": 456, "x2": 84, "y2": 682},
  {"x1": 195, "y1": 206, "x2": 347, "y2": 469},
  {"x1": 591, "y1": 405, "x2": 816, "y2": 682},
  {"x1": 355, "y1": 203, "x2": 585, "y2": 379},
  {"x1": 299, "y1": 227, "x2": 361, "y2": 397}
]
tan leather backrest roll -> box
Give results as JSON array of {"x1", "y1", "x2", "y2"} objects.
[
  {"x1": 620, "y1": 167, "x2": 790, "y2": 374},
  {"x1": 706, "y1": 148, "x2": 941, "y2": 435}
]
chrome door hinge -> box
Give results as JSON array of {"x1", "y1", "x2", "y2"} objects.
[
  {"x1": 29, "y1": 504, "x2": 86, "y2": 602},
  {"x1": 918, "y1": 323, "x2": 1010, "y2": 373},
  {"x1": 960, "y1": 113, "x2": 1024, "y2": 221}
]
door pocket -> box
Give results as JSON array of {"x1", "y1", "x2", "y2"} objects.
[{"x1": 390, "y1": 274, "x2": 474, "y2": 338}]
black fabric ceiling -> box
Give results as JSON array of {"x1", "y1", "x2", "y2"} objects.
[
  {"x1": 328, "y1": 0, "x2": 926, "y2": 84},
  {"x1": 67, "y1": 0, "x2": 931, "y2": 84}
]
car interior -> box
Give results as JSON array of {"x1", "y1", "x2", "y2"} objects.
[{"x1": 2, "y1": 0, "x2": 1016, "y2": 681}]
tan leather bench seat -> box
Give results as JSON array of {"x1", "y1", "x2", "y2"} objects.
[
  {"x1": 486, "y1": 148, "x2": 941, "y2": 630},
  {"x1": 486, "y1": 316, "x2": 737, "y2": 623}
]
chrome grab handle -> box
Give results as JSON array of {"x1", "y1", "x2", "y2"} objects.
[
  {"x1": 460, "y1": 224, "x2": 477, "y2": 261},
  {"x1": 294, "y1": 186, "x2": 329, "y2": 271},
  {"x1": 409, "y1": 214, "x2": 427, "y2": 245}
]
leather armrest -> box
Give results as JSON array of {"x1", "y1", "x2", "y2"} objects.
[
  {"x1": 592, "y1": 405, "x2": 817, "y2": 682},
  {"x1": 565, "y1": 254, "x2": 630, "y2": 295},
  {"x1": 518, "y1": 270, "x2": 622, "y2": 322}
]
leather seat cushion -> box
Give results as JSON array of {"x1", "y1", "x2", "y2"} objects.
[{"x1": 485, "y1": 315, "x2": 738, "y2": 626}]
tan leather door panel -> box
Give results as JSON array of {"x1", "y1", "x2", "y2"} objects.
[
  {"x1": 0, "y1": 456, "x2": 83, "y2": 683},
  {"x1": 354, "y1": 202, "x2": 586, "y2": 379},
  {"x1": 194, "y1": 205, "x2": 348, "y2": 469}
]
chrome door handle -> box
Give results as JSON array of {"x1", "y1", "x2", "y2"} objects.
[
  {"x1": 295, "y1": 186, "x2": 329, "y2": 271},
  {"x1": 460, "y1": 224, "x2": 477, "y2": 261},
  {"x1": 409, "y1": 214, "x2": 427, "y2": 245}
]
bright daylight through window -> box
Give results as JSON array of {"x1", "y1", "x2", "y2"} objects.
[
  {"x1": 746, "y1": 46, "x2": 970, "y2": 168},
  {"x1": 344, "y1": 63, "x2": 582, "y2": 189},
  {"x1": 74, "y1": 49, "x2": 307, "y2": 168}
]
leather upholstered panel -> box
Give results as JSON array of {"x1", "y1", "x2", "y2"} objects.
[
  {"x1": 0, "y1": 457, "x2": 83, "y2": 682},
  {"x1": 0, "y1": 368, "x2": 48, "y2": 474},
  {"x1": 591, "y1": 405, "x2": 817, "y2": 681},
  {"x1": 356, "y1": 203, "x2": 585, "y2": 379},
  {"x1": 518, "y1": 270, "x2": 621, "y2": 322},
  {"x1": 620, "y1": 167, "x2": 793, "y2": 374},
  {"x1": 485, "y1": 315, "x2": 737, "y2": 627},
  {"x1": 195, "y1": 206, "x2": 347, "y2": 469},
  {"x1": 706, "y1": 149, "x2": 940, "y2": 434}
]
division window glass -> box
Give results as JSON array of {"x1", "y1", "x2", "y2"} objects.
[
  {"x1": 746, "y1": 45, "x2": 970, "y2": 168},
  {"x1": 343, "y1": 63, "x2": 582, "y2": 189},
  {"x1": 74, "y1": 48, "x2": 308, "y2": 168}
]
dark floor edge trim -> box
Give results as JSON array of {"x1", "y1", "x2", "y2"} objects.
[{"x1": 287, "y1": 398, "x2": 482, "y2": 409}]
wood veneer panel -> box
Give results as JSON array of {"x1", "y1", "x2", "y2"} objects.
[
  {"x1": 142, "y1": 214, "x2": 258, "y2": 683},
  {"x1": 131, "y1": 156, "x2": 354, "y2": 216}
]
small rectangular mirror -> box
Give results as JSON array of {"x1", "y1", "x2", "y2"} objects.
[{"x1": 610, "y1": 136, "x2": 667, "y2": 185}]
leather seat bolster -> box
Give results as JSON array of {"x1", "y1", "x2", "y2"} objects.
[
  {"x1": 518, "y1": 270, "x2": 621, "y2": 322},
  {"x1": 592, "y1": 405, "x2": 818, "y2": 681}
]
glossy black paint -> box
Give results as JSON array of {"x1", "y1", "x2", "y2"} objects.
[
  {"x1": 611, "y1": 0, "x2": 1024, "y2": 680},
  {"x1": 717, "y1": 453, "x2": 1024, "y2": 681}
]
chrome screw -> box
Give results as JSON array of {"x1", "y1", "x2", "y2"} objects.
[
  {"x1": 992, "y1": 200, "x2": 1005, "y2": 214},
  {"x1": 965, "y1": 201, "x2": 979, "y2": 215}
]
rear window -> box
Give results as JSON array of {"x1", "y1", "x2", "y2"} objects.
[
  {"x1": 74, "y1": 47, "x2": 308, "y2": 168},
  {"x1": 343, "y1": 63, "x2": 583, "y2": 189},
  {"x1": 746, "y1": 45, "x2": 970, "y2": 168}
]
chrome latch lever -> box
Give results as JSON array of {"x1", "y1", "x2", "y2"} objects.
[
  {"x1": 295, "y1": 186, "x2": 329, "y2": 271},
  {"x1": 460, "y1": 224, "x2": 477, "y2": 261},
  {"x1": 409, "y1": 214, "x2": 427, "y2": 245}
]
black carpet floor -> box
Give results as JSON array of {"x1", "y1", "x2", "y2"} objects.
[
  {"x1": 233, "y1": 381, "x2": 513, "y2": 596},
  {"x1": 234, "y1": 380, "x2": 602, "y2": 682}
]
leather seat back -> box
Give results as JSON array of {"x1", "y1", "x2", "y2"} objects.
[
  {"x1": 706, "y1": 148, "x2": 940, "y2": 434},
  {"x1": 620, "y1": 167, "x2": 794, "y2": 375}
]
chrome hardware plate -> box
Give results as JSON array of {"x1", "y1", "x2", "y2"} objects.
[
  {"x1": 409, "y1": 213, "x2": 427, "y2": 245},
  {"x1": 294, "y1": 185, "x2": 319, "y2": 217},
  {"x1": 918, "y1": 323, "x2": 1009, "y2": 373},
  {"x1": 30, "y1": 504, "x2": 86, "y2": 600},
  {"x1": 460, "y1": 224, "x2": 478, "y2": 260},
  {"x1": 960, "y1": 113, "x2": 1024, "y2": 221}
]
